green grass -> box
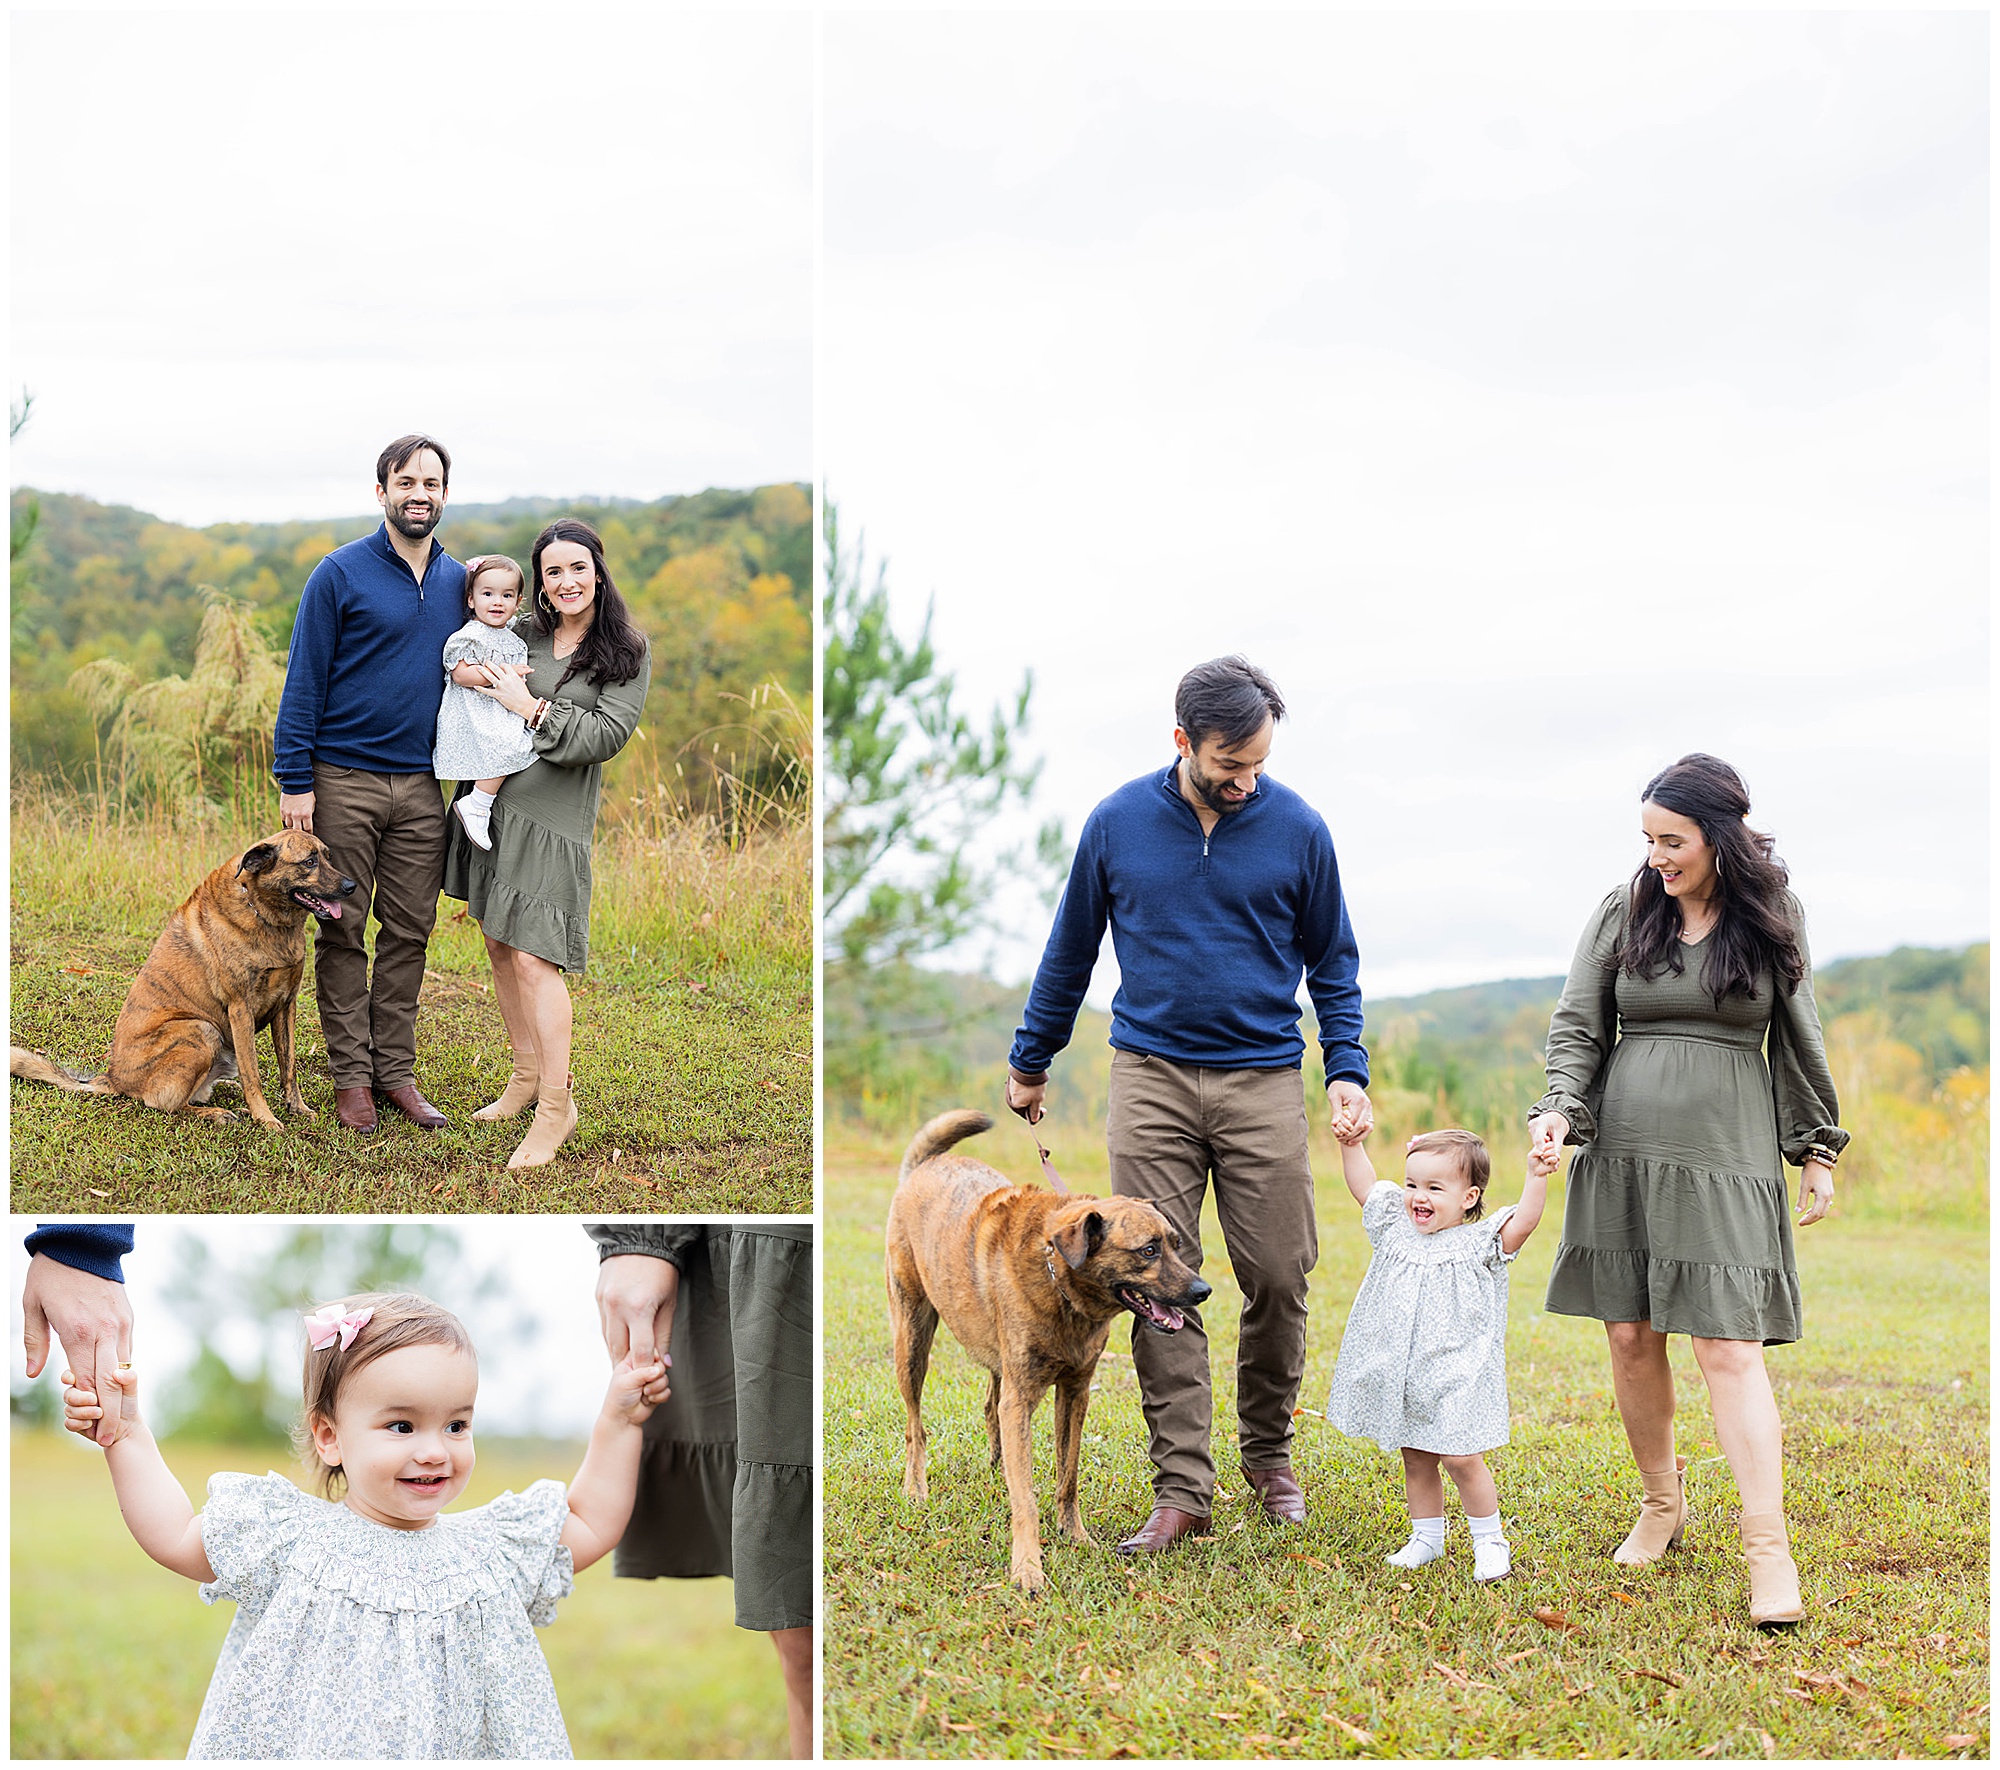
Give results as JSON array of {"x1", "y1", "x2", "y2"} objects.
[
  {"x1": 823, "y1": 1131, "x2": 1990, "y2": 1759},
  {"x1": 9, "y1": 796, "x2": 810, "y2": 1211},
  {"x1": 12, "y1": 1430, "x2": 790, "y2": 1759}
]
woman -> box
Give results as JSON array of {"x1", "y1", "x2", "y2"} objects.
[
  {"x1": 1528, "y1": 753, "x2": 1846, "y2": 1628},
  {"x1": 586, "y1": 1223, "x2": 814, "y2": 1758},
  {"x1": 442, "y1": 518, "x2": 651, "y2": 1169}
]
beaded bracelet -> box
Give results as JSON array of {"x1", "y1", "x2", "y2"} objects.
[{"x1": 1804, "y1": 1143, "x2": 1840, "y2": 1169}]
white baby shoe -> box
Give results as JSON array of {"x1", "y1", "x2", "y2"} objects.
[
  {"x1": 1472, "y1": 1537, "x2": 1513, "y2": 1583},
  {"x1": 453, "y1": 797, "x2": 493, "y2": 851},
  {"x1": 1385, "y1": 1529, "x2": 1447, "y2": 1570}
]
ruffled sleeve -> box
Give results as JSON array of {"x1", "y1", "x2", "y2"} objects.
[
  {"x1": 1361, "y1": 1180, "x2": 1403, "y2": 1247},
  {"x1": 1767, "y1": 893, "x2": 1850, "y2": 1167},
  {"x1": 1481, "y1": 1205, "x2": 1521, "y2": 1267},
  {"x1": 533, "y1": 641, "x2": 651, "y2": 770},
  {"x1": 199, "y1": 1471, "x2": 316, "y2": 1610},
  {"x1": 1531, "y1": 889, "x2": 1626, "y2": 1144},
  {"x1": 442, "y1": 625, "x2": 492, "y2": 671},
  {"x1": 478, "y1": 1480, "x2": 576, "y2": 1627},
  {"x1": 586, "y1": 1222, "x2": 705, "y2": 1272}
]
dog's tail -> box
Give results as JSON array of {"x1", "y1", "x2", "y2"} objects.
[
  {"x1": 898, "y1": 1108, "x2": 995, "y2": 1180},
  {"x1": 9, "y1": 1047, "x2": 109, "y2": 1093}
]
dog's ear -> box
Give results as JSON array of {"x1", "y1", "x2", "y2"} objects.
[
  {"x1": 237, "y1": 843, "x2": 280, "y2": 877},
  {"x1": 1051, "y1": 1208, "x2": 1105, "y2": 1272}
]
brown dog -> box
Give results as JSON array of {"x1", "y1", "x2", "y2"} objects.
[
  {"x1": 886, "y1": 1108, "x2": 1212, "y2": 1591},
  {"x1": 10, "y1": 830, "x2": 355, "y2": 1131}
]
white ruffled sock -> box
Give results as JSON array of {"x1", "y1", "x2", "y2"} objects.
[{"x1": 1386, "y1": 1515, "x2": 1447, "y2": 1568}]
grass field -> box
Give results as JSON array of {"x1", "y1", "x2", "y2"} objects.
[
  {"x1": 11, "y1": 1430, "x2": 789, "y2": 1759},
  {"x1": 823, "y1": 1129, "x2": 1990, "y2": 1760},
  {"x1": 8, "y1": 796, "x2": 810, "y2": 1211}
]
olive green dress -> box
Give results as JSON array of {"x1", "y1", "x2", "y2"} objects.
[
  {"x1": 1535, "y1": 888, "x2": 1848, "y2": 1345},
  {"x1": 441, "y1": 624, "x2": 651, "y2": 973},
  {"x1": 584, "y1": 1224, "x2": 813, "y2": 1632}
]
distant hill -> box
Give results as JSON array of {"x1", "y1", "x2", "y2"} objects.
[
  {"x1": 827, "y1": 942, "x2": 1989, "y2": 1132},
  {"x1": 10, "y1": 483, "x2": 811, "y2": 803}
]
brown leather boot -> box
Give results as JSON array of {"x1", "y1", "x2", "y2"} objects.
[
  {"x1": 1242, "y1": 1463, "x2": 1308, "y2": 1524},
  {"x1": 1742, "y1": 1510, "x2": 1804, "y2": 1627},
  {"x1": 334, "y1": 1086, "x2": 378, "y2": 1133},
  {"x1": 506, "y1": 1072, "x2": 576, "y2": 1170},
  {"x1": 472, "y1": 1053, "x2": 539, "y2": 1122},
  {"x1": 1613, "y1": 1456, "x2": 1688, "y2": 1566},
  {"x1": 375, "y1": 1083, "x2": 447, "y2": 1129},
  {"x1": 1115, "y1": 1506, "x2": 1211, "y2": 1555}
]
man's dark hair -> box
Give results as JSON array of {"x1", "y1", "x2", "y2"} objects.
[
  {"x1": 1174, "y1": 655, "x2": 1285, "y2": 749},
  {"x1": 376, "y1": 433, "x2": 452, "y2": 490}
]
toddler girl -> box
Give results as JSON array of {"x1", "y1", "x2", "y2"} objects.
[
  {"x1": 62, "y1": 1291, "x2": 666, "y2": 1760},
  {"x1": 435, "y1": 555, "x2": 538, "y2": 850},
  {"x1": 1325, "y1": 1124, "x2": 1554, "y2": 1582}
]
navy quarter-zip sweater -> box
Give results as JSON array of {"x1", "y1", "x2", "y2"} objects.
[
  {"x1": 24, "y1": 1222, "x2": 135, "y2": 1283},
  {"x1": 1009, "y1": 762, "x2": 1369, "y2": 1085},
  {"x1": 272, "y1": 525, "x2": 468, "y2": 792}
]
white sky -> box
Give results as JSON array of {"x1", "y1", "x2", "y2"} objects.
[
  {"x1": 825, "y1": 12, "x2": 1989, "y2": 1001},
  {"x1": 14, "y1": 1220, "x2": 617, "y2": 1440},
  {"x1": 10, "y1": 10, "x2": 811, "y2": 525}
]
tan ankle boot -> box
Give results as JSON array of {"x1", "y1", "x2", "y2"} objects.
[
  {"x1": 506, "y1": 1072, "x2": 576, "y2": 1169},
  {"x1": 472, "y1": 1054, "x2": 539, "y2": 1121},
  {"x1": 1741, "y1": 1510, "x2": 1804, "y2": 1627},
  {"x1": 1613, "y1": 1455, "x2": 1687, "y2": 1566}
]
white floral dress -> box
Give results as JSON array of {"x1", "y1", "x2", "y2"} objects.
[
  {"x1": 433, "y1": 618, "x2": 538, "y2": 783},
  {"x1": 189, "y1": 1472, "x2": 574, "y2": 1760},
  {"x1": 1327, "y1": 1182, "x2": 1519, "y2": 1456}
]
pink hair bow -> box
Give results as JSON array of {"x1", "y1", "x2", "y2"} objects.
[{"x1": 304, "y1": 1305, "x2": 374, "y2": 1352}]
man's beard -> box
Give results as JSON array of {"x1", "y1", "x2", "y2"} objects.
[
  {"x1": 1186, "y1": 759, "x2": 1253, "y2": 815},
  {"x1": 386, "y1": 497, "x2": 442, "y2": 540}
]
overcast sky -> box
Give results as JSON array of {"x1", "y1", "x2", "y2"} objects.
[
  {"x1": 826, "y1": 12, "x2": 1988, "y2": 1001},
  {"x1": 10, "y1": 11, "x2": 810, "y2": 525},
  {"x1": 12, "y1": 1220, "x2": 690, "y2": 1442}
]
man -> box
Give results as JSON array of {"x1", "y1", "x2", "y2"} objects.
[
  {"x1": 1005, "y1": 655, "x2": 1373, "y2": 1554},
  {"x1": 273, "y1": 435, "x2": 467, "y2": 1132}
]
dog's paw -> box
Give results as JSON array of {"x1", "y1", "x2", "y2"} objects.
[
  {"x1": 288, "y1": 1102, "x2": 318, "y2": 1120},
  {"x1": 1009, "y1": 1558, "x2": 1048, "y2": 1593}
]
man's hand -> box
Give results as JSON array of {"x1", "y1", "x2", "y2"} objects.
[
  {"x1": 1004, "y1": 1074, "x2": 1047, "y2": 1125},
  {"x1": 1326, "y1": 1078, "x2": 1374, "y2": 1141},
  {"x1": 24, "y1": 1254, "x2": 133, "y2": 1448},
  {"x1": 596, "y1": 1254, "x2": 679, "y2": 1375},
  {"x1": 278, "y1": 790, "x2": 315, "y2": 834}
]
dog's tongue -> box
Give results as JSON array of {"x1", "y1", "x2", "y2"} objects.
[
  {"x1": 325, "y1": 902, "x2": 341, "y2": 919},
  {"x1": 1137, "y1": 1295, "x2": 1185, "y2": 1333}
]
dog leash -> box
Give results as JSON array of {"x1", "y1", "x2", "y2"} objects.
[{"x1": 1021, "y1": 1113, "x2": 1068, "y2": 1195}]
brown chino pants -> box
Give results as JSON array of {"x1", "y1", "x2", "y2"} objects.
[
  {"x1": 309, "y1": 764, "x2": 448, "y2": 1091},
  {"x1": 1107, "y1": 1049, "x2": 1318, "y2": 1515}
]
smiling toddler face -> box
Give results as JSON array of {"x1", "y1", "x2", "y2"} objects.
[
  {"x1": 310, "y1": 1342, "x2": 479, "y2": 1530},
  {"x1": 1402, "y1": 1148, "x2": 1483, "y2": 1234}
]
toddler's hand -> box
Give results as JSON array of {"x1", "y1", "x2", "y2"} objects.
[
  {"x1": 63, "y1": 1364, "x2": 139, "y2": 1446},
  {"x1": 605, "y1": 1352, "x2": 670, "y2": 1425},
  {"x1": 1527, "y1": 1143, "x2": 1561, "y2": 1179}
]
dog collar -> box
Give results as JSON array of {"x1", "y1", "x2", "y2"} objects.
[{"x1": 1042, "y1": 1241, "x2": 1061, "y2": 1286}]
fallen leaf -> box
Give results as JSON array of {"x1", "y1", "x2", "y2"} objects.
[
  {"x1": 1695, "y1": 1746, "x2": 1720, "y2": 1760},
  {"x1": 762, "y1": 1079, "x2": 783, "y2": 1092},
  {"x1": 1209, "y1": 1711, "x2": 1243, "y2": 1722},
  {"x1": 1562, "y1": 1683, "x2": 1595, "y2": 1699},
  {"x1": 87, "y1": 1188, "x2": 110, "y2": 1198},
  {"x1": 1286, "y1": 1553, "x2": 1331, "y2": 1570},
  {"x1": 1533, "y1": 1606, "x2": 1582, "y2": 1634},
  {"x1": 1626, "y1": 1667, "x2": 1685, "y2": 1688},
  {"x1": 1504, "y1": 1649, "x2": 1542, "y2": 1664},
  {"x1": 1942, "y1": 1736, "x2": 1976, "y2": 1750},
  {"x1": 1320, "y1": 1715, "x2": 1375, "y2": 1746},
  {"x1": 1609, "y1": 1590, "x2": 1640, "y2": 1606},
  {"x1": 60, "y1": 965, "x2": 96, "y2": 976},
  {"x1": 942, "y1": 1722, "x2": 978, "y2": 1734}
]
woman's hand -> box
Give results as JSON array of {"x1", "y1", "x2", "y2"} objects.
[
  {"x1": 63, "y1": 1363, "x2": 140, "y2": 1446},
  {"x1": 1797, "y1": 1158, "x2": 1835, "y2": 1227},
  {"x1": 604, "y1": 1352, "x2": 671, "y2": 1426},
  {"x1": 1528, "y1": 1111, "x2": 1571, "y2": 1165},
  {"x1": 472, "y1": 670, "x2": 541, "y2": 720}
]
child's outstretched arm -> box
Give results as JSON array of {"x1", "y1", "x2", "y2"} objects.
[
  {"x1": 1500, "y1": 1143, "x2": 1559, "y2": 1255},
  {"x1": 64, "y1": 1366, "x2": 215, "y2": 1582},
  {"x1": 1338, "y1": 1131, "x2": 1378, "y2": 1205},
  {"x1": 561, "y1": 1352, "x2": 669, "y2": 1573}
]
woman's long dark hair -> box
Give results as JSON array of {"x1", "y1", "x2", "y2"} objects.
[
  {"x1": 528, "y1": 518, "x2": 648, "y2": 690},
  {"x1": 1620, "y1": 753, "x2": 1804, "y2": 1004}
]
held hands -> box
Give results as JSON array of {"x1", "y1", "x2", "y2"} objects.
[
  {"x1": 603, "y1": 1351, "x2": 670, "y2": 1427},
  {"x1": 63, "y1": 1363, "x2": 141, "y2": 1447},
  {"x1": 1526, "y1": 1141, "x2": 1562, "y2": 1180},
  {"x1": 23, "y1": 1253, "x2": 134, "y2": 1448},
  {"x1": 1327, "y1": 1079, "x2": 1374, "y2": 1144},
  {"x1": 1527, "y1": 1111, "x2": 1570, "y2": 1166},
  {"x1": 1797, "y1": 1159, "x2": 1835, "y2": 1228}
]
